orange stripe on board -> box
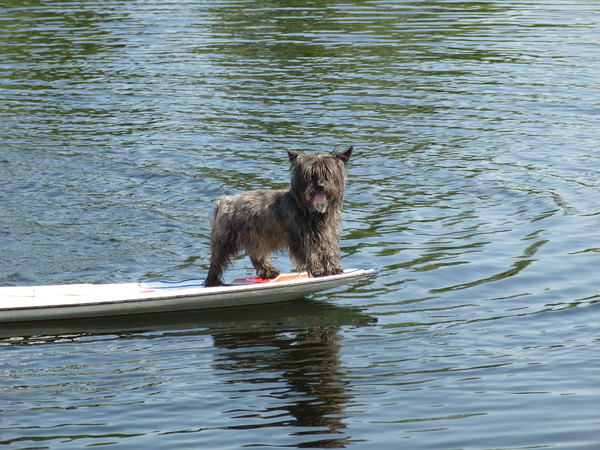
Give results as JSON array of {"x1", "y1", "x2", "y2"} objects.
[
  {"x1": 273, "y1": 273, "x2": 310, "y2": 282},
  {"x1": 246, "y1": 273, "x2": 310, "y2": 283}
]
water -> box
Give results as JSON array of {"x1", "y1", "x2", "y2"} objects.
[{"x1": 1, "y1": 1, "x2": 599, "y2": 448}]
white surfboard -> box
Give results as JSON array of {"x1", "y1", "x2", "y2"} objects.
[{"x1": 0, "y1": 268, "x2": 378, "y2": 323}]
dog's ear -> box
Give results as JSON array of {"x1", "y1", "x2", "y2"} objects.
[
  {"x1": 335, "y1": 146, "x2": 353, "y2": 164},
  {"x1": 287, "y1": 150, "x2": 302, "y2": 163}
]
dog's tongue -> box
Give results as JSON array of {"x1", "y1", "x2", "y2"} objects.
[{"x1": 314, "y1": 193, "x2": 327, "y2": 204}]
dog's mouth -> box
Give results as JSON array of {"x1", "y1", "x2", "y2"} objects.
[
  {"x1": 314, "y1": 193, "x2": 327, "y2": 204},
  {"x1": 312, "y1": 193, "x2": 328, "y2": 212}
]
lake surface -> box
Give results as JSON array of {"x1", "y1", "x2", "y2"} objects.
[{"x1": 1, "y1": 1, "x2": 599, "y2": 448}]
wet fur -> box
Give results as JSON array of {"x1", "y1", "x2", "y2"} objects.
[{"x1": 204, "y1": 147, "x2": 353, "y2": 287}]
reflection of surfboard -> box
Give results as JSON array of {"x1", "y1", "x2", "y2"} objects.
[
  {"x1": 0, "y1": 268, "x2": 378, "y2": 323},
  {"x1": 0, "y1": 297, "x2": 377, "y2": 341}
]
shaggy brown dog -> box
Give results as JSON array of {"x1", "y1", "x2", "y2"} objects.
[{"x1": 204, "y1": 147, "x2": 353, "y2": 287}]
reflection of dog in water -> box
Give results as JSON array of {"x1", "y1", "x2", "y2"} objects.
[{"x1": 204, "y1": 147, "x2": 353, "y2": 287}]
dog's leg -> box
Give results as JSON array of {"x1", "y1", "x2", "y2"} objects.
[
  {"x1": 320, "y1": 250, "x2": 344, "y2": 276},
  {"x1": 292, "y1": 231, "x2": 343, "y2": 278},
  {"x1": 204, "y1": 234, "x2": 238, "y2": 287},
  {"x1": 205, "y1": 262, "x2": 225, "y2": 287},
  {"x1": 205, "y1": 244, "x2": 232, "y2": 286},
  {"x1": 289, "y1": 234, "x2": 329, "y2": 278},
  {"x1": 250, "y1": 253, "x2": 280, "y2": 279}
]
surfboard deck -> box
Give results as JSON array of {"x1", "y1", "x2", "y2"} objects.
[{"x1": 0, "y1": 268, "x2": 378, "y2": 323}]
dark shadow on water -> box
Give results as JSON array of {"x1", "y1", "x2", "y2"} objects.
[
  {"x1": 0, "y1": 297, "x2": 375, "y2": 341},
  {"x1": 1, "y1": 299, "x2": 375, "y2": 448}
]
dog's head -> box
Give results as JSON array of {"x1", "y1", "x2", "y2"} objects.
[{"x1": 287, "y1": 146, "x2": 352, "y2": 213}]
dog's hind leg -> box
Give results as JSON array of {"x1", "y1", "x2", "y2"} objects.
[
  {"x1": 249, "y1": 253, "x2": 280, "y2": 279},
  {"x1": 204, "y1": 232, "x2": 238, "y2": 287}
]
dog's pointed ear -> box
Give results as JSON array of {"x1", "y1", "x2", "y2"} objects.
[
  {"x1": 287, "y1": 150, "x2": 302, "y2": 163},
  {"x1": 335, "y1": 146, "x2": 353, "y2": 164}
]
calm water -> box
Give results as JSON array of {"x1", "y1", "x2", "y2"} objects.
[{"x1": 1, "y1": 1, "x2": 599, "y2": 448}]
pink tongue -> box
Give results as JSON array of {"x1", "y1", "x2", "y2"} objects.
[{"x1": 314, "y1": 193, "x2": 327, "y2": 204}]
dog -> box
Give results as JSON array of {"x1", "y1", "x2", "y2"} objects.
[{"x1": 204, "y1": 147, "x2": 353, "y2": 287}]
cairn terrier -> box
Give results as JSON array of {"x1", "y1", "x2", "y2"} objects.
[{"x1": 204, "y1": 146, "x2": 353, "y2": 287}]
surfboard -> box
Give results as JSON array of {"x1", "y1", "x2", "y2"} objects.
[{"x1": 0, "y1": 268, "x2": 378, "y2": 323}]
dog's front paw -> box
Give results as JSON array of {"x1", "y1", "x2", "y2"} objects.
[
  {"x1": 308, "y1": 269, "x2": 338, "y2": 278},
  {"x1": 314, "y1": 268, "x2": 343, "y2": 277}
]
